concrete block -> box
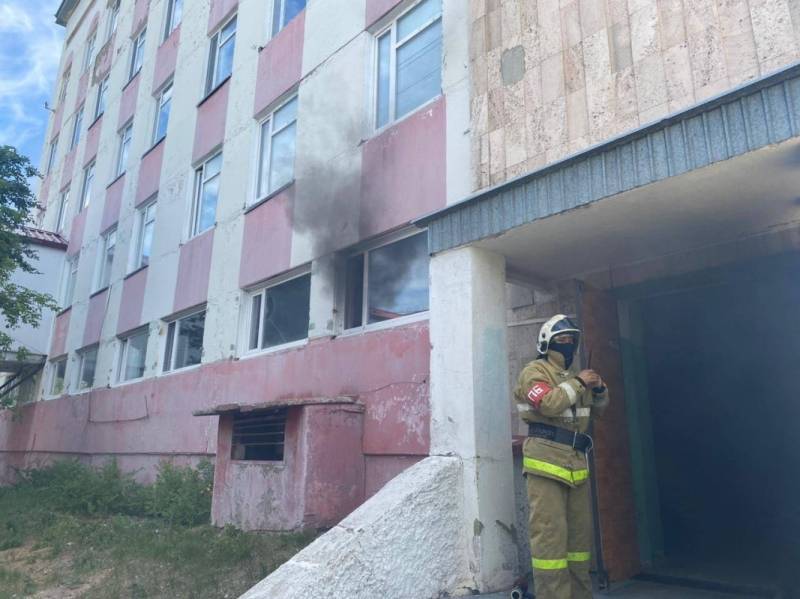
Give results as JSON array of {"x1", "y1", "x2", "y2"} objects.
[
  {"x1": 634, "y1": 54, "x2": 668, "y2": 111},
  {"x1": 749, "y1": 0, "x2": 797, "y2": 67},
  {"x1": 501, "y1": 0, "x2": 523, "y2": 47},
  {"x1": 610, "y1": 21, "x2": 634, "y2": 72},
  {"x1": 566, "y1": 87, "x2": 589, "y2": 141},
  {"x1": 583, "y1": 27, "x2": 612, "y2": 82},
  {"x1": 657, "y1": 0, "x2": 687, "y2": 48},
  {"x1": 537, "y1": 0, "x2": 562, "y2": 59},
  {"x1": 489, "y1": 127, "x2": 506, "y2": 178},
  {"x1": 663, "y1": 42, "x2": 696, "y2": 111},
  {"x1": 607, "y1": 0, "x2": 631, "y2": 25},
  {"x1": 579, "y1": 0, "x2": 606, "y2": 37},
  {"x1": 541, "y1": 51, "x2": 565, "y2": 102},
  {"x1": 561, "y1": 1, "x2": 582, "y2": 48},
  {"x1": 630, "y1": 0, "x2": 660, "y2": 62},
  {"x1": 685, "y1": 1, "x2": 727, "y2": 89},
  {"x1": 564, "y1": 42, "x2": 585, "y2": 94},
  {"x1": 722, "y1": 31, "x2": 759, "y2": 85},
  {"x1": 487, "y1": 5, "x2": 502, "y2": 51}
]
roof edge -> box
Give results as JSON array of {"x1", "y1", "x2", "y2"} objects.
[{"x1": 55, "y1": 0, "x2": 79, "y2": 26}]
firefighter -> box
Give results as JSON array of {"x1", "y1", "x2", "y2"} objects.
[{"x1": 513, "y1": 314, "x2": 609, "y2": 599}]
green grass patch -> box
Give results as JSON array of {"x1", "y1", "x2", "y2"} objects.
[{"x1": 0, "y1": 460, "x2": 318, "y2": 598}]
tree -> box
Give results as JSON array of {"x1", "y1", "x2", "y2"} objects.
[{"x1": 0, "y1": 146, "x2": 58, "y2": 407}]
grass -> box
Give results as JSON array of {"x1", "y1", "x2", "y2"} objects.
[{"x1": 0, "y1": 461, "x2": 318, "y2": 599}]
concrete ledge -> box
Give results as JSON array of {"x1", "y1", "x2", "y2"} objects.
[{"x1": 239, "y1": 456, "x2": 468, "y2": 599}]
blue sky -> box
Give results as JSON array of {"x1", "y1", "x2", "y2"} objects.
[{"x1": 0, "y1": 0, "x2": 64, "y2": 169}]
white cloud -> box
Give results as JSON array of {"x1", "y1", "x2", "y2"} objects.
[{"x1": 0, "y1": 0, "x2": 64, "y2": 165}]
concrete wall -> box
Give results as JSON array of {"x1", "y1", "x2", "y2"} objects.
[{"x1": 470, "y1": 0, "x2": 800, "y2": 189}]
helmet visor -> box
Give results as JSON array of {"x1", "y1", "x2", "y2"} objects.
[{"x1": 550, "y1": 317, "x2": 580, "y2": 335}]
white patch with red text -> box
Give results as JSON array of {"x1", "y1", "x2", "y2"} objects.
[{"x1": 526, "y1": 382, "x2": 552, "y2": 409}]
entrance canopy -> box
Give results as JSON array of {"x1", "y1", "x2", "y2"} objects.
[{"x1": 416, "y1": 64, "x2": 800, "y2": 281}]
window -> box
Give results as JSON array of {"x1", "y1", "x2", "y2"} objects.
[
  {"x1": 152, "y1": 83, "x2": 172, "y2": 144},
  {"x1": 83, "y1": 31, "x2": 97, "y2": 72},
  {"x1": 77, "y1": 346, "x2": 98, "y2": 391},
  {"x1": 46, "y1": 136, "x2": 58, "y2": 174},
  {"x1": 94, "y1": 76, "x2": 109, "y2": 119},
  {"x1": 56, "y1": 188, "x2": 70, "y2": 233},
  {"x1": 164, "y1": 0, "x2": 183, "y2": 39},
  {"x1": 116, "y1": 123, "x2": 133, "y2": 177},
  {"x1": 271, "y1": 0, "x2": 305, "y2": 36},
  {"x1": 231, "y1": 409, "x2": 287, "y2": 461},
  {"x1": 255, "y1": 96, "x2": 297, "y2": 201},
  {"x1": 96, "y1": 227, "x2": 116, "y2": 291},
  {"x1": 80, "y1": 162, "x2": 95, "y2": 210},
  {"x1": 345, "y1": 231, "x2": 429, "y2": 328},
  {"x1": 246, "y1": 272, "x2": 310, "y2": 352},
  {"x1": 49, "y1": 357, "x2": 68, "y2": 396},
  {"x1": 375, "y1": 0, "x2": 442, "y2": 128},
  {"x1": 59, "y1": 68, "x2": 70, "y2": 104},
  {"x1": 118, "y1": 328, "x2": 148, "y2": 382},
  {"x1": 163, "y1": 310, "x2": 206, "y2": 372},
  {"x1": 133, "y1": 200, "x2": 156, "y2": 269},
  {"x1": 191, "y1": 152, "x2": 221, "y2": 236},
  {"x1": 129, "y1": 28, "x2": 146, "y2": 80},
  {"x1": 106, "y1": 0, "x2": 120, "y2": 39},
  {"x1": 70, "y1": 103, "x2": 84, "y2": 149},
  {"x1": 206, "y1": 16, "x2": 236, "y2": 93},
  {"x1": 60, "y1": 253, "x2": 79, "y2": 307}
]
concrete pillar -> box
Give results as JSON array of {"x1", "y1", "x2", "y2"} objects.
[{"x1": 429, "y1": 246, "x2": 517, "y2": 593}]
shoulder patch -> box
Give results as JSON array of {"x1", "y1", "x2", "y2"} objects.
[{"x1": 526, "y1": 382, "x2": 552, "y2": 409}]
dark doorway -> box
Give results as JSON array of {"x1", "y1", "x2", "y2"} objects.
[{"x1": 620, "y1": 252, "x2": 800, "y2": 596}]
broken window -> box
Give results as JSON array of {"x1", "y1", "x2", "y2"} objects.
[
  {"x1": 49, "y1": 357, "x2": 67, "y2": 396},
  {"x1": 345, "y1": 231, "x2": 429, "y2": 328},
  {"x1": 246, "y1": 272, "x2": 310, "y2": 351},
  {"x1": 118, "y1": 328, "x2": 148, "y2": 382},
  {"x1": 375, "y1": 0, "x2": 442, "y2": 128},
  {"x1": 231, "y1": 408, "x2": 287, "y2": 461},
  {"x1": 163, "y1": 309, "x2": 205, "y2": 372}
]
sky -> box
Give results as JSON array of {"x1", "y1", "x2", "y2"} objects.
[{"x1": 0, "y1": 0, "x2": 64, "y2": 169}]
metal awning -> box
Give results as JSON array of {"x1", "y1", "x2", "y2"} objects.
[
  {"x1": 415, "y1": 62, "x2": 800, "y2": 256},
  {"x1": 193, "y1": 395, "x2": 360, "y2": 417}
]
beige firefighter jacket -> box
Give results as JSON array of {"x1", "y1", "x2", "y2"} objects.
[{"x1": 513, "y1": 350, "x2": 609, "y2": 488}]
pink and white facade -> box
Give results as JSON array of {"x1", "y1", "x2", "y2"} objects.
[{"x1": 2, "y1": 0, "x2": 471, "y2": 532}]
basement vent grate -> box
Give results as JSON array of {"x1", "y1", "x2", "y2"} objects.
[{"x1": 231, "y1": 408, "x2": 287, "y2": 462}]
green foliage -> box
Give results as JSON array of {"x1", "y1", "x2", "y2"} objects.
[
  {"x1": 0, "y1": 145, "x2": 59, "y2": 410},
  {"x1": 147, "y1": 459, "x2": 214, "y2": 526}
]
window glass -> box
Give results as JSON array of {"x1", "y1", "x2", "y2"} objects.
[
  {"x1": 165, "y1": 0, "x2": 183, "y2": 38},
  {"x1": 248, "y1": 294, "x2": 262, "y2": 350},
  {"x1": 51, "y1": 359, "x2": 67, "y2": 395},
  {"x1": 260, "y1": 274, "x2": 310, "y2": 349},
  {"x1": 47, "y1": 136, "x2": 59, "y2": 173},
  {"x1": 174, "y1": 311, "x2": 205, "y2": 369},
  {"x1": 376, "y1": 33, "x2": 391, "y2": 128},
  {"x1": 130, "y1": 29, "x2": 146, "y2": 79},
  {"x1": 208, "y1": 17, "x2": 236, "y2": 92},
  {"x1": 98, "y1": 228, "x2": 116, "y2": 289},
  {"x1": 80, "y1": 162, "x2": 94, "y2": 210},
  {"x1": 194, "y1": 153, "x2": 221, "y2": 235},
  {"x1": 56, "y1": 189, "x2": 69, "y2": 233},
  {"x1": 136, "y1": 201, "x2": 156, "y2": 268},
  {"x1": 117, "y1": 124, "x2": 132, "y2": 176},
  {"x1": 107, "y1": 1, "x2": 120, "y2": 39},
  {"x1": 272, "y1": 0, "x2": 305, "y2": 36},
  {"x1": 78, "y1": 347, "x2": 98, "y2": 390},
  {"x1": 153, "y1": 84, "x2": 172, "y2": 143},
  {"x1": 83, "y1": 32, "x2": 96, "y2": 71},
  {"x1": 95, "y1": 77, "x2": 109, "y2": 118},
  {"x1": 62, "y1": 254, "x2": 79, "y2": 307},
  {"x1": 395, "y1": 19, "x2": 442, "y2": 119},
  {"x1": 121, "y1": 330, "x2": 148, "y2": 381},
  {"x1": 71, "y1": 104, "x2": 84, "y2": 149},
  {"x1": 257, "y1": 97, "x2": 297, "y2": 200},
  {"x1": 397, "y1": 0, "x2": 440, "y2": 40},
  {"x1": 367, "y1": 233, "x2": 428, "y2": 323},
  {"x1": 345, "y1": 254, "x2": 365, "y2": 329}
]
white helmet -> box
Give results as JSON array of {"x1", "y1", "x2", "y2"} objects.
[{"x1": 537, "y1": 314, "x2": 581, "y2": 354}]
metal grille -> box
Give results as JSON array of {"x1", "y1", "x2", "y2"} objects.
[{"x1": 231, "y1": 408, "x2": 287, "y2": 461}]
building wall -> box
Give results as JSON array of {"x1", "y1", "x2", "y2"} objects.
[
  {"x1": 3, "y1": 0, "x2": 469, "y2": 511},
  {"x1": 470, "y1": 0, "x2": 800, "y2": 189}
]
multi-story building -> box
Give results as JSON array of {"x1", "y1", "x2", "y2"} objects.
[{"x1": 4, "y1": 0, "x2": 800, "y2": 597}]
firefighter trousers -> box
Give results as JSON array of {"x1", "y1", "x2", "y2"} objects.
[{"x1": 527, "y1": 473, "x2": 593, "y2": 599}]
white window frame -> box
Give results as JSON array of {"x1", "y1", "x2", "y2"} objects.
[
  {"x1": 132, "y1": 199, "x2": 156, "y2": 271},
  {"x1": 56, "y1": 187, "x2": 70, "y2": 233},
  {"x1": 129, "y1": 27, "x2": 146, "y2": 80},
  {"x1": 152, "y1": 82, "x2": 172, "y2": 144},
  {"x1": 48, "y1": 356, "x2": 68, "y2": 396},
  {"x1": 60, "y1": 253, "x2": 79, "y2": 308},
  {"x1": 46, "y1": 136, "x2": 59, "y2": 174},
  {"x1": 373, "y1": 0, "x2": 443, "y2": 130},
  {"x1": 76, "y1": 345, "x2": 99, "y2": 392},
  {"x1": 270, "y1": 0, "x2": 305, "y2": 37},
  {"x1": 342, "y1": 229, "x2": 430, "y2": 334},
  {"x1": 95, "y1": 226, "x2": 117, "y2": 291},
  {"x1": 163, "y1": 0, "x2": 183, "y2": 40},
  {"x1": 254, "y1": 94, "x2": 298, "y2": 204},
  {"x1": 205, "y1": 15, "x2": 236, "y2": 94},
  {"x1": 116, "y1": 122, "x2": 133, "y2": 177},
  {"x1": 117, "y1": 327, "x2": 149, "y2": 383},
  {"x1": 162, "y1": 308, "x2": 206, "y2": 373},
  {"x1": 83, "y1": 31, "x2": 97, "y2": 72},
  {"x1": 80, "y1": 161, "x2": 95, "y2": 211},
  {"x1": 59, "y1": 68, "x2": 70, "y2": 104},
  {"x1": 241, "y1": 267, "x2": 311, "y2": 356},
  {"x1": 70, "y1": 103, "x2": 84, "y2": 150},
  {"x1": 106, "y1": 0, "x2": 120, "y2": 40},
  {"x1": 94, "y1": 76, "x2": 109, "y2": 119},
  {"x1": 190, "y1": 151, "x2": 222, "y2": 237}
]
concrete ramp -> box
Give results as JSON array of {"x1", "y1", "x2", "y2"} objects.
[{"x1": 239, "y1": 456, "x2": 469, "y2": 599}]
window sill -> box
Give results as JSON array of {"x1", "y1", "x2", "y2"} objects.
[
  {"x1": 159, "y1": 362, "x2": 203, "y2": 378},
  {"x1": 124, "y1": 264, "x2": 148, "y2": 280},
  {"x1": 197, "y1": 75, "x2": 231, "y2": 108},
  {"x1": 122, "y1": 71, "x2": 140, "y2": 92},
  {"x1": 230, "y1": 459, "x2": 286, "y2": 468},
  {"x1": 338, "y1": 310, "x2": 429, "y2": 338},
  {"x1": 88, "y1": 113, "x2": 103, "y2": 130},
  {"x1": 106, "y1": 171, "x2": 125, "y2": 189},
  {"x1": 142, "y1": 135, "x2": 165, "y2": 160},
  {"x1": 56, "y1": 305, "x2": 73, "y2": 317},
  {"x1": 184, "y1": 225, "x2": 215, "y2": 245},
  {"x1": 89, "y1": 286, "x2": 109, "y2": 299},
  {"x1": 371, "y1": 94, "x2": 443, "y2": 139},
  {"x1": 244, "y1": 180, "x2": 295, "y2": 214},
  {"x1": 237, "y1": 338, "x2": 308, "y2": 361},
  {"x1": 110, "y1": 375, "x2": 146, "y2": 389}
]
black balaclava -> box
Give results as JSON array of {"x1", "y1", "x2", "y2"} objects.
[{"x1": 549, "y1": 337, "x2": 577, "y2": 368}]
